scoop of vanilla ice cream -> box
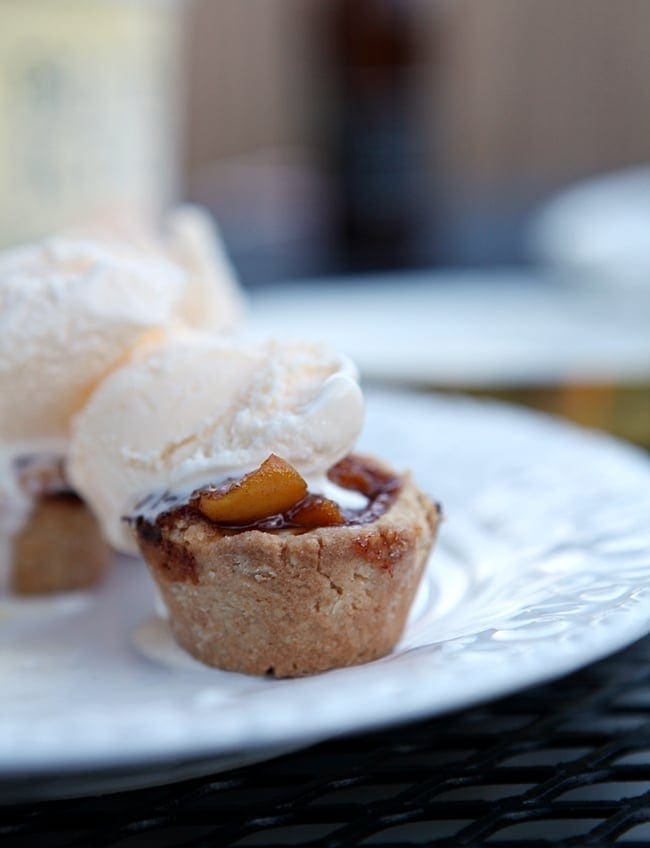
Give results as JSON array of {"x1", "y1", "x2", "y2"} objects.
[
  {"x1": 165, "y1": 205, "x2": 246, "y2": 332},
  {"x1": 0, "y1": 236, "x2": 186, "y2": 446},
  {"x1": 65, "y1": 204, "x2": 245, "y2": 334},
  {"x1": 68, "y1": 334, "x2": 364, "y2": 552}
]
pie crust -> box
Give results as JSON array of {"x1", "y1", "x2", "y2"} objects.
[
  {"x1": 11, "y1": 493, "x2": 111, "y2": 595},
  {"x1": 136, "y1": 461, "x2": 440, "y2": 677}
]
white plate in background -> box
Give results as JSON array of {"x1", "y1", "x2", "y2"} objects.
[
  {"x1": 530, "y1": 165, "x2": 650, "y2": 290},
  {"x1": 248, "y1": 273, "x2": 650, "y2": 386}
]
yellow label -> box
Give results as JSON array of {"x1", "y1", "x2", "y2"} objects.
[{"x1": 0, "y1": 0, "x2": 181, "y2": 246}]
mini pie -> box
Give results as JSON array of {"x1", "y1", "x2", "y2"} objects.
[
  {"x1": 69, "y1": 334, "x2": 441, "y2": 677},
  {"x1": 0, "y1": 217, "x2": 246, "y2": 596},
  {"x1": 8, "y1": 456, "x2": 110, "y2": 595},
  {"x1": 134, "y1": 455, "x2": 440, "y2": 677},
  {"x1": 12, "y1": 495, "x2": 110, "y2": 595},
  {"x1": 0, "y1": 233, "x2": 183, "y2": 596}
]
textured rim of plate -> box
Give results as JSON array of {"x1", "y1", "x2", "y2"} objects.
[{"x1": 3, "y1": 391, "x2": 650, "y2": 775}]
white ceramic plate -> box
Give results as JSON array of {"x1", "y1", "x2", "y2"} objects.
[
  {"x1": 529, "y1": 165, "x2": 650, "y2": 289},
  {"x1": 2, "y1": 391, "x2": 649, "y2": 790}
]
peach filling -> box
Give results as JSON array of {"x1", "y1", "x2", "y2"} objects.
[
  {"x1": 187, "y1": 454, "x2": 400, "y2": 531},
  {"x1": 192, "y1": 454, "x2": 346, "y2": 529},
  {"x1": 196, "y1": 455, "x2": 309, "y2": 524}
]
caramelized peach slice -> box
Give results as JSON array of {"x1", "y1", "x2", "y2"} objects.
[
  {"x1": 289, "y1": 495, "x2": 345, "y2": 528},
  {"x1": 197, "y1": 454, "x2": 307, "y2": 524},
  {"x1": 328, "y1": 455, "x2": 385, "y2": 497}
]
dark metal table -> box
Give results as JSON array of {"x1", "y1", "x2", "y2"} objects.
[{"x1": 4, "y1": 635, "x2": 650, "y2": 847}]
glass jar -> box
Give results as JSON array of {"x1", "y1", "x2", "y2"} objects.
[{"x1": 0, "y1": 0, "x2": 184, "y2": 246}]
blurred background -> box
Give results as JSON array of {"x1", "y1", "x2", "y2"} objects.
[{"x1": 1, "y1": 0, "x2": 648, "y2": 443}]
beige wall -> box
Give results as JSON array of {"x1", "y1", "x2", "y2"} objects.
[
  {"x1": 186, "y1": 0, "x2": 650, "y2": 192},
  {"x1": 437, "y1": 0, "x2": 650, "y2": 190},
  {"x1": 185, "y1": 0, "x2": 323, "y2": 169}
]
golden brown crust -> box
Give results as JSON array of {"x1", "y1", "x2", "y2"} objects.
[
  {"x1": 11, "y1": 494, "x2": 111, "y2": 595},
  {"x1": 137, "y1": 466, "x2": 440, "y2": 677}
]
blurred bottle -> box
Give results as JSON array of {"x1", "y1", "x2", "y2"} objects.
[
  {"x1": 328, "y1": 0, "x2": 431, "y2": 271},
  {"x1": 0, "y1": 0, "x2": 183, "y2": 247}
]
